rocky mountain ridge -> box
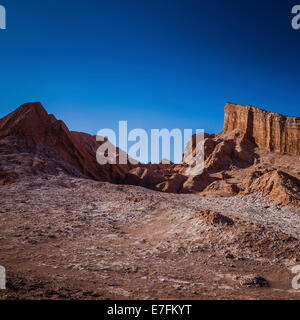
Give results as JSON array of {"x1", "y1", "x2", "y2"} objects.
[
  {"x1": 0, "y1": 102, "x2": 131, "y2": 183},
  {"x1": 0, "y1": 102, "x2": 299, "y2": 206}
]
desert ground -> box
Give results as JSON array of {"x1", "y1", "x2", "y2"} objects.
[
  {"x1": 0, "y1": 102, "x2": 299, "y2": 300},
  {"x1": 1, "y1": 174, "x2": 300, "y2": 300}
]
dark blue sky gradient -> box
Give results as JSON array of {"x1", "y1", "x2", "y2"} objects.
[{"x1": 0, "y1": 0, "x2": 300, "y2": 137}]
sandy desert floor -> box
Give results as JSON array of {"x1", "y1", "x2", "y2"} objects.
[{"x1": 1, "y1": 174, "x2": 300, "y2": 300}]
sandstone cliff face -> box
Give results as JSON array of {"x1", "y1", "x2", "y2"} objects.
[{"x1": 223, "y1": 103, "x2": 300, "y2": 156}]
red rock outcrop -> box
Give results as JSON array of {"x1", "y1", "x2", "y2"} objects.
[
  {"x1": 175, "y1": 103, "x2": 299, "y2": 204},
  {"x1": 156, "y1": 173, "x2": 187, "y2": 193},
  {"x1": 1, "y1": 102, "x2": 299, "y2": 206},
  {"x1": 223, "y1": 103, "x2": 300, "y2": 155},
  {"x1": 243, "y1": 170, "x2": 300, "y2": 206},
  {"x1": 123, "y1": 101, "x2": 299, "y2": 203},
  {"x1": 0, "y1": 102, "x2": 131, "y2": 182},
  {"x1": 126, "y1": 167, "x2": 166, "y2": 190},
  {"x1": 203, "y1": 180, "x2": 240, "y2": 196},
  {"x1": 199, "y1": 210, "x2": 235, "y2": 226},
  {"x1": 181, "y1": 170, "x2": 213, "y2": 193}
]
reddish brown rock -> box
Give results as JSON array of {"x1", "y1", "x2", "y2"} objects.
[
  {"x1": 204, "y1": 180, "x2": 240, "y2": 196},
  {"x1": 183, "y1": 128, "x2": 258, "y2": 175},
  {"x1": 1, "y1": 102, "x2": 299, "y2": 206},
  {"x1": 176, "y1": 103, "x2": 299, "y2": 199},
  {"x1": 204, "y1": 140, "x2": 235, "y2": 172},
  {"x1": 0, "y1": 102, "x2": 130, "y2": 183},
  {"x1": 156, "y1": 173, "x2": 187, "y2": 193},
  {"x1": 223, "y1": 102, "x2": 300, "y2": 155},
  {"x1": 243, "y1": 170, "x2": 300, "y2": 206},
  {"x1": 199, "y1": 210, "x2": 235, "y2": 226},
  {"x1": 181, "y1": 170, "x2": 212, "y2": 193},
  {"x1": 126, "y1": 167, "x2": 166, "y2": 189}
]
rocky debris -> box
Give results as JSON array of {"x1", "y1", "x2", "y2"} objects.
[
  {"x1": 125, "y1": 166, "x2": 167, "y2": 190},
  {"x1": 181, "y1": 170, "x2": 214, "y2": 193},
  {"x1": 237, "y1": 275, "x2": 270, "y2": 288},
  {"x1": 205, "y1": 140, "x2": 236, "y2": 172},
  {"x1": 203, "y1": 180, "x2": 240, "y2": 196},
  {"x1": 156, "y1": 173, "x2": 187, "y2": 193},
  {"x1": 1, "y1": 175, "x2": 300, "y2": 300},
  {"x1": 188, "y1": 128, "x2": 258, "y2": 175},
  {"x1": 199, "y1": 210, "x2": 235, "y2": 226},
  {"x1": 243, "y1": 170, "x2": 300, "y2": 206},
  {"x1": 221, "y1": 171, "x2": 231, "y2": 180}
]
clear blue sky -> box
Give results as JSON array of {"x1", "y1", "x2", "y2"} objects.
[{"x1": 0, "y1": 0, "x2": 300, "y2": 138}]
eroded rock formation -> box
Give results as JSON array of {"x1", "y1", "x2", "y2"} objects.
[
  {"x1": 243, "y1": 170, "x2": 300, "y2": 206},
  {"x1": 0, "y1": 101, "x2": 299, "y2": 206},
  {"x1": 0, "y1": 102, "x2": 131, "y2": 183},
  {"x1": 223, "y1": 102, "x2": 300, "y2": 155}
]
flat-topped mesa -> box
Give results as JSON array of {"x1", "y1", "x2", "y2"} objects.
[{"x1": 223, "y1": 102, "x2": 300, "y2": 156}]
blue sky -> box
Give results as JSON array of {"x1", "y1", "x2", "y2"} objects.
[{"x1": 0, "y1": 0, "x2": 300, "y2": 140}]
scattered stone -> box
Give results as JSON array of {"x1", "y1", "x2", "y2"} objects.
[
  {"x1": 199, "y1": 210, "x2": 235, "y2": 226},
  {"x1": 239, "y1": 275, "x2": 269, "y2": 288}
]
